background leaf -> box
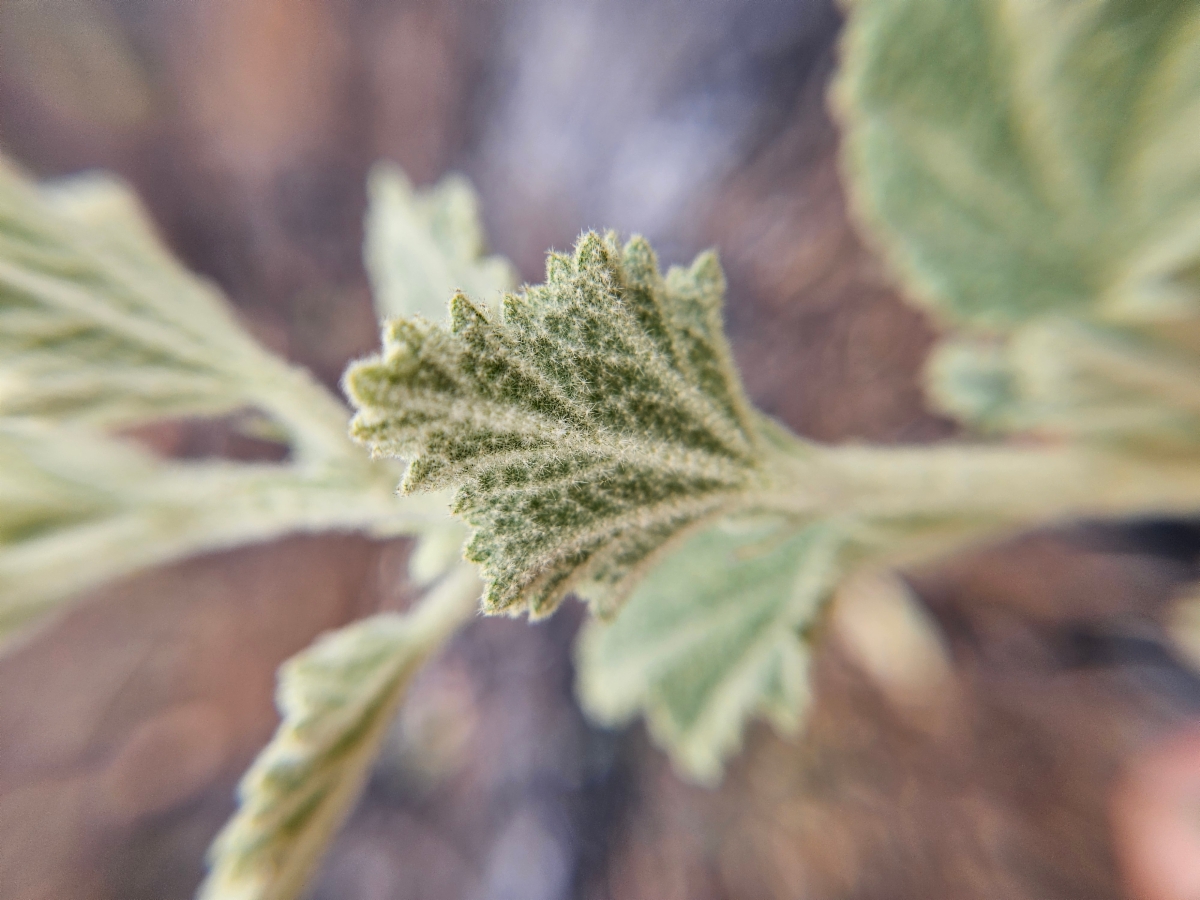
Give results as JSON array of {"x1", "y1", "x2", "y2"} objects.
[
  {"x1": 364, "y1": 163, "x2": 517, "y2": 322},
  {"x1": 0, "y1": 156, "x2": 454, "y2": 639},
  {"x1": 0, "y1": 420, "x2": 445, "y2": 641},
  {"x1": 576, "y1": 517, "x2": 840, "y2": 783},
  {"x1": 345, "y1": 231, "x2": 765, "y2": 618},
  {"x1": 0, "y1": 164, "x2": 341, "y2": 439},
  {"x1": 836, "y1": 0, "x2": 1200, "y2": 327},
  {"x1": 927, "y1": 319, "x2": 1200, "y2": 449},
  {"x1": 199, "y1": 564, "x2": 481, "y2": 900}
]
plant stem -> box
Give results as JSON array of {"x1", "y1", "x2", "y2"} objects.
[
  {"x1": 0, "y1": 460, "x2": 450, "y2": 637},
  {"x1": 759, "y1": 437, "x2": 1200, "y2": 535}
]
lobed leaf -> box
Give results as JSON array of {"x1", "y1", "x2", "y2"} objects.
[
  {"x1": 836, "y1": 0, "x2": 1200, "y2": 327},
  {"x1": 364, "y1": 163, "x2": 516, "y2": 322},
  {"x1": 0, "y1": 163, "x2": 301, "y2": 428},
  {"x1": 345, "y1": 231, "x2": 766, "y2": 617},
  {"x1": 576, "y1": 517, "x2": 840, "y2": 782},
  {"x1": 199, "y1": 564, "x2": 480, "y2": 900}
]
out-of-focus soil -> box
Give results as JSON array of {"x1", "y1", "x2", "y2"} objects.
[{"x1": 1, "y1": 2, "x2": 1199, "y2": 899}]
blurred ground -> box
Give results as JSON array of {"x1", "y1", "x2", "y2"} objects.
[{"x1": 1, "y1": 1, "x2": 1199, "y2": 898}]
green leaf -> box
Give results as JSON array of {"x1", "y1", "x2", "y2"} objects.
[
  {"x1": 345, "y1": 231, "x2": 766, "y2": 617},
  {"x1": 0, "y1": 420, "x2": 445, "y2": 641},
  {"x1": 575, "y1": 517, "x2": 840, "y2": 783},
  {"x1": 836, "y1": 0, "x2": 1200, "y2": 327},
  {"x1": 199, "y1": 564, "x2": 480, "y2": 900},
  {"x1": 0, "y1": 163, "x2": 309, "y2": 429},
  {"x1": 364, "y1": 163, "x2": 517, "y2": 322},
  {"x1": 0, "y1": 155, "x2": 454, "y2": 637},
  {"x1": 927, "y1": 317, "x2": 1200, "y2": 448}
]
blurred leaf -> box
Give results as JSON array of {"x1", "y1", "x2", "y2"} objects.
[
  {"x1": 199, "y1": 564, "x2": 480, "y2": 900},
  {"x1": 0, "y1": 155, "x2": 455, "y2": 638},
  {"x1": 345, "y1": 231, "x2": 765, "y2": 618},
  {"x1": 836, "y1": 0, "x2": 1200, "y2": 327},
  {"x1": 365, "y1": 163, "x2": 516, "y2": 322},
  {"x1": 0, "y1": 420, "x2": 444, "y2": 641},
  {"x1": 927, "y1": 318, "x2": 1200, "y2": 449},
  {"x1": 576, "y1": 518, "x2": 839, "y2": 783},
  {"x1": 1, "y1": 165, "x2": 264, "y2": 424},
  {"x1": 408, "y1": 520, "x2": 470, "y2": 587}
]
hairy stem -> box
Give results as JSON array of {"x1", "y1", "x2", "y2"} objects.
[
  {"x1": 757, "y1": 432, "x2": 1200, "y2": 544},
  {"x1": 0, "y1": 460, "x2": 448, "y2": 636}
]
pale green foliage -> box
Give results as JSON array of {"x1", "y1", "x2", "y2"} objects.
[
  {"x1": 838, "y1": 1, "x2": 1200, "y2": 451},
  {"x1": 345, "y1": 231, "x2": 766, "y2": 618},
  {"x1": 0, "y1": 164, "x2": 336, "y2": 446},
  {"x1": 839, "y1": 0, "x2": 1200, "y2": 696},
  {"x1": 577, "y1": 518, "x2": 838, "y2": 783},
  {"x1": 5, "y1": 2, "x2": 1200, "y2": 896},
  {"x1": 0, "y1": 420, "x2": 444, "y2": 641},
  {"x1": 362, "y1": 164, "x2": 507, "y2": 586},
  {"x1": 365, "y1": 163, "x2": 517, "y2": 322},
  {"x1": 0, "y1": 158, "x2": 441, "y2": 638},
  {"x1": 835, "y1": 0, "x2": 1200, "y2": 327},
  {"x1": 928, "y1": 320, "x2": 1200, "y2": 449},
  {"x1": 200, "y1": 564, "x2": 481, "y2": 900}
]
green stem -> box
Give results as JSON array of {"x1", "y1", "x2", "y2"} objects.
[
  {"x1": 757, "y1": 435, "x2": 1200, "y2": 538},
  {"x1": 0, "y1": 460, "x2": 450, "y2": 637}
]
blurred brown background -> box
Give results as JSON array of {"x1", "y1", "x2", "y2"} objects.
[{"x1": 2, "y1": 1, "x2": 1200, "y2": 898}]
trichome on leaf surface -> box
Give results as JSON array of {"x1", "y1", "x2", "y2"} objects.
[{"x1": 0, "y1": 1, "x2": 1199, "y2": 898}]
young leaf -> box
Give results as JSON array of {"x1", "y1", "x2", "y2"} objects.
[
  {"x1": 364, "y1": 163, "x2": 516, "y2": 322},
  {"x1": 345, "y1": 231, "x2": 766, "y2": 617},
  {"x1": 576, "y1": 517, "x2": 840, "y2": 783},
  {"x1": 200, "y1": 564, "x2": 481, "y2": 900},
  {"x1": 0, "y1": 161, "x2": 354, "y2": 462},
  {"x1": 835, "y1": 0, "x2": 1200, "y2": 327}
]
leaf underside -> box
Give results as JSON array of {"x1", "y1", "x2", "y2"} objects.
[
  {"x1": 576, "y1": 517, "x2": 840, "y2": 782},
  {"x1": 200, "y1": 613, "x2": 424, "y2": 900},
  {"x1": 199, "y1": 565, "x2": 478, "y2": 900},
  {"x1": 346, "y1": 231, "x2": 766, "y2": 618},
  {"x1": 838, "y1": 0, "x2": 1200, "y2": 450},
  {"x1": 836, "y1": 0, "x2": 1200, "y2": 328},
  {"x1": 0, "y1": 164, "x2": 274, "y2": 427}
]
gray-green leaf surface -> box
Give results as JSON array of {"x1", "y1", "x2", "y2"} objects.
[{"x1": 345, "y1": 232, "x2": 766, "y2": 617}]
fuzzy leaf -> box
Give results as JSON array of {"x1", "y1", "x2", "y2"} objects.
[
  {"x1": 575, "y1": 517, "x2": 840, "y2": 783},
  {"x1": 345, "y1": 231, "x2": 766, "y2": 617},
  {"x1": 0, "y1": 163, "x2": 311, "y2": 428},
  {"x1": 927, "y1": 318, "x2": 1200, "y2": 449},
  {"x1": 364, "y1": 163, "x2": 516, "y2": 322},
  {"x1": 836, "y1": 0, "x2": 1200, "y2": 327},
  {"x1": 0, "y1": 420, "x2": 443, "y2": 640},
  {"x1": 200, "y1": 564, "x2": 480, "y2": 900}
]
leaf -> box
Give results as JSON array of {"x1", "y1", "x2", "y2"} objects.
[
  {"x1": 364, "y1": 163, "x2": 517, "y2": 322},
  {"x1": 0, "y1": 420, "x2": 446, "y2": 641},
  {"x1": 344, "y1": 231, "x2": 766, "y2": 617},
  {"x1": 0, "y1": 163, "x2": 310, "y2": 429},
  {"x1": 836, "y1": 0, "x2": 1200, "y2": 327},
  {"x1": 575, "y1": 517, "x2": 840, "y2": 783},
  {"x1": 0, "y1": 156, "x2": 451, "y2": 638},
  {"x1": 199, "y1": 564, "x2": 480, "y2": 900},
  {"x1": 927, "y1": 317, "x2": 1200, "y2": 448}
]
